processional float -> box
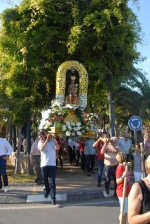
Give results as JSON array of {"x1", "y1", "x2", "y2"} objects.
[{"x1": 47, "y1": 60, "x2": 101, "y2": 138}]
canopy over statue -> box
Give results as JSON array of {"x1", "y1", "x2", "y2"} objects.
[{"x1": 55, "y1": 60, "x2": 88, "y2": 110}]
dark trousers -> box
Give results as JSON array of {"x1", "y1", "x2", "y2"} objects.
[
  {"x1": 0, "y1": 157, "x2": 8, "y2": 188},
  {"x1": 90, "y1": 154, "x2": 95, "y2": 171},
  {"x1": 41, "y1": 166, "x2": 56, "y2": 200},
  {"x1": 32, "y1": 155, "x2": 43, "y2": 182},
  {"x1": 68, "y1": 146, "x2": 75, "y2": 164},
  {"x1": 80, "y1": 152, "x2": 85, "y2": 170},
  {"x1": 58, "y1": 149, "x2": 63, "y2": 168},
  {"x1": 104, "y1": 165, "x2": 117, "y2": 194},
  {"x1": 75, "y1": 150, "x2": 80, "y2": 166},
  {"x1": 85, "y1": 154, "x2": 96, "y2": 173}
]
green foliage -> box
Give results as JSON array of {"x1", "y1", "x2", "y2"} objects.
[{"x1": 0, "y1": 0, "x2": 148, "y2": 131}]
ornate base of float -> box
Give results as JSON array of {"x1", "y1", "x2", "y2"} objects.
[
  {"x1": 81, "y1": 129, "x2": 96, "y2": 138},
  {"x1": 49, "y1": 127, "x2": 64, "y2": 136}
]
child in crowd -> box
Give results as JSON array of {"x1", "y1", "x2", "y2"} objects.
[
  {"x1": 131, "y1": 143, "x2": 146, "y2": 182},
  {"x1": 116, "y1": 152, "x2": 131, "y2": 224}
]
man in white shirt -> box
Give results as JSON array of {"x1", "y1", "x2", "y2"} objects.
[
  {"x1": 0, "y1": 132, "x2": 13, "y2": 192},
  {"x1": 38, "y1": 131, "x2": 60, "y2": 205},
  {"x1": 68, "y1": 138, "x2": 75, "y2": 165},
  {"x1": 117, "y1": 133, "x2": 132, "y2": 162}
]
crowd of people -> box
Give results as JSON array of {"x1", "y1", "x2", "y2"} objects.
[{"x1": 1, "y1": 128, "x2": 150, "y2": 218}]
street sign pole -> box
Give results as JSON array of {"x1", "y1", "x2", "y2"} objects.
[
  {"x1": 134, "y1": 130, "x2": 137, "y2": 145},
  {"x1": 128, "y1": 116, "x2": 142, "y2": 144}
]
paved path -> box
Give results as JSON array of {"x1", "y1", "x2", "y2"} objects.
[{"x1": 0, "y1": 160, "x2": 134, "y2": 204}]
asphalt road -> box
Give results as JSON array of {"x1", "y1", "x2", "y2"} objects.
[{"x1": 0, "y1": 198, "x2": 119, "y2": 224}]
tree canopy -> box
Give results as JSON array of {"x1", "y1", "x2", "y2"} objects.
[{"x1": 0, "y1": 0, "x2": 149, "y2": 131}]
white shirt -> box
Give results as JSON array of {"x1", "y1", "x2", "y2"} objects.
[
  {"x1": 38, "y1": 140, "x2": 57, "y2": 167},
  {"x1": 68, "y1": 138, "x2": 75, "y2": 147},
  {"x1": 0, "y1": 138, "x2": 13, "y2": 156},
  {"x1": 117, "y1": 137, "x2": 132, "y2": 154}
]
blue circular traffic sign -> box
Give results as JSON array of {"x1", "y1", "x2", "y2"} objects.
[{"x1": 128, "y1": 116, "x2": 142, "y2": 131}]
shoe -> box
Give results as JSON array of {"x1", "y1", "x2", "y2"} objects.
[
  {"x1": 87, "y1": 173, "x2": 90, "y2": 176},
  {"x1": 4, "y1": 186, "x2": 9, "y2": 192},
  {"x1": 52, "y1": 198, "x2": 56, "y2": 205},
  {"x1": 113, "y1": 192, "x2": 117, "y2": 197},
  {"x1": 43, "y1": 186, "x2": 46, "y2": 191},
  {"x1": 97, "y1": 184, "x2": 101, "y2": 187},
  {"x1": 105, "y1": 188, "x2": 109, "y2": 195},
  {"x1": 44, "y1": 191, "x2": 50, "y2": 198},
  {"x1": 37, "y1": 180, "x2": 43, "y2": 185}
]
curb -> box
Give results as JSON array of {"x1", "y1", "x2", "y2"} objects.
[{"x1": 0, "y1": 190, "x2": 104, "y2": 204}]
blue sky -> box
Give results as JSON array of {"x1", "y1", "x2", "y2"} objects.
[{"x1": 0, "y1": 0, "x2": 150, "y2": 80}]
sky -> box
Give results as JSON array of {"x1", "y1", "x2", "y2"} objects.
[{"x1": 0, "y1": 0, "x2": 150, "y2": 126}]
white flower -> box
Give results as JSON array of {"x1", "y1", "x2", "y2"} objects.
[
  {"x1": 66, "y1": 121, "x2": 70, "y2": 126},
  {"x1": 71, "y1": 122, "x2": 75, "y2": 126},
  {"x1": 66, "y1": 131, "x2": 71, "y2": 136},
  {"x1": 77, "y1": 131, "x2": 82, "y2": 136},
  {"x1": 72, "y1": 132, "x2": 75, "y2": 136},
  {"x1": 62, "y1": 125, "x2": 66, "y2": 131},
  {"x1": 68, "y1": 126, "x2": 72, "y2": 130},
  {"x1": 76, "y1": 122, "x2": 81, "y2": 126}
]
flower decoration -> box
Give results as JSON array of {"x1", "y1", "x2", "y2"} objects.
[
  {"x1": 48, "y1": 108, "x2": 67, "y2": 123},
  {"x1": 82, "y1": 112, "x2": 102, "y2": 129},
  {"x1": 82, "y1": 112, "x2": 99, "y2": 123},
  {"x1": 62, "y1": 121, "x2": 86, "y2": 137}
]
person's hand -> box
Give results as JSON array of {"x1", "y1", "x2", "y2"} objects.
[
  {"x1": 47, "y1": 134, "x2": 52, "y2": 141},
  {"x1": 2, "y1": 156, "x2": 9, "y2": 161}
]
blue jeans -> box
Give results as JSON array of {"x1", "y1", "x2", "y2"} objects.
[
  {"x1": 98, "y1": 160, "x2": 104, "y2": 184},
  {"x1": 104, "y1": 165, "x2": 117, "y2": 192},
  {"x1": 0, "y1": 157, "x2": 8, "y2": 188},
  {"x1": 41, "y1": 166, "x2": 56, "y2": 200}
]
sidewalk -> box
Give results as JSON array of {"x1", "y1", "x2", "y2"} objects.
[{"x1": 0, "y1": 160, "x2": 132, "y2": 204}]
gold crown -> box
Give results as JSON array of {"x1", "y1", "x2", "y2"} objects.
[{"x1": 70, "y1": 75, "x2": 76, "y2": 80}]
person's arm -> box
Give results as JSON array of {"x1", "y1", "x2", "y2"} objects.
[
  {"x1": 101, "y1": 139, "x2": 108, "y2": 153},
  {"x1": 130, "y1": 155, "x2": 134, "y2": 175},
  {"x1": 144, "y1": 141, "x2": 148, "y2": 155},
  {"x1": 2, "y1": 139, "x2": 13, "y2": 161},
  {"x1": 116, "y1": 170, "x2": 126, "y2": 184},
  {"x1": 93, "y1": 137, "x2": 101, "y2": 148},
  {"x1": 128, "y1": 183, "x2": 150, "y2": 224}
]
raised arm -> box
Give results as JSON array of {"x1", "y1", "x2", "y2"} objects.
[{"x1": 93, "y1": 137, "x2": 101, "y2": 148}]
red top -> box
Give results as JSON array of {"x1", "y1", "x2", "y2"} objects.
[
  {"x1": 80, "y1": 143, "x2": 85, "y2": 152},
  {"x1": 55, "y1": 137, "x2": 60, "y2": 145},
  {"x1": 116, "y1": 164, "x2": 131, "y2": 197},
  {"x1": 97, "y1": 141, "x2": 104, "y2": 161}
]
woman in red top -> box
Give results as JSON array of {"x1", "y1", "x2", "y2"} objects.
[
  {"x1": 93, "y1": 132, "x2": 104, "y2": 187},
  {"x1": 116, "y1": 152, "x2": 131, "y2": 224}
]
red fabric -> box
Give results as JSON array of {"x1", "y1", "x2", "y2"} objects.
[
  {"x1": 80, "y1": 143, "x2": 85, "y2": 152},
  {"x1": 97, "y1": 141, "x2": 104, "y2": 160},
  {"x1": 55, "y1": 137, "x2": 60, "y2": 145},
  {"x1": 116, "y1": 165, "x2": 131, "y2": 197}
]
